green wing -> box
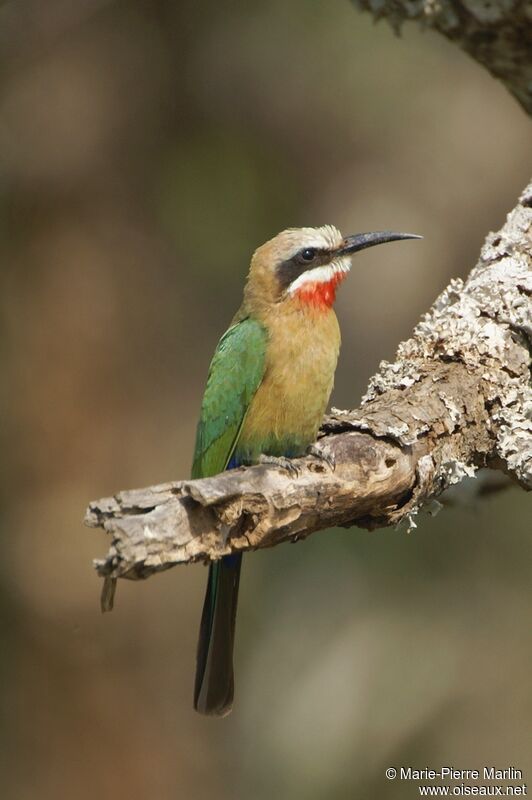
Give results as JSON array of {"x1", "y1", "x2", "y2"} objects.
[{"x1": 191, "y1": 317, "x2": 267, "y2": 479}]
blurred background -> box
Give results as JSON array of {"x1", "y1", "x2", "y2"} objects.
[{"x1": 1, "y1": 1, "x2": 531, "y2": 798}]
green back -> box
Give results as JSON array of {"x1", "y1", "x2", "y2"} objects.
[{"x1": 191, "y1": 317, "x2": 267, "y2": 479}]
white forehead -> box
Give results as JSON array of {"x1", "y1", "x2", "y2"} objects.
[{"x1": 279, "y1": 225, "x2": 343, "y2": 253}]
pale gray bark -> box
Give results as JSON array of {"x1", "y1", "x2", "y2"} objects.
[
  {"x1": 86, "y1": 182, "x2": 531, "y2": 583},
  {"x1": 352, "y1": 0, "x2": 532, "y2": 115}
]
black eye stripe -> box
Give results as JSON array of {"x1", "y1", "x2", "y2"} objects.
[{"x1": 276, "y1": 247, "x2": 333, "y2": 290}]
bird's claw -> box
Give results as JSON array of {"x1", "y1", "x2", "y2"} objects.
[
  {"x1": 307, "y1": 443, "x2": 336, "y2": 471},
  {"x1": 259, "y1": 454, "x2": 301, "y2": 477}
]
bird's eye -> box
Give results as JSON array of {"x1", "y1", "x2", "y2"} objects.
[{"x1": 299, "y1": 247, "x2": 316, "y2": 262}]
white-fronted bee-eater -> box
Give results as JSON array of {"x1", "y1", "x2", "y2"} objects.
[{"x1": 192, "y1": 225, "x2": 421, "y2": 715}]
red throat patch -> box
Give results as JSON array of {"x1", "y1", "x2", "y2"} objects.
[{"x1": 293, "y1": 272, "x2": 346, "y2": 310}]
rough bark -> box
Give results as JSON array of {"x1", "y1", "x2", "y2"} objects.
[
  {"x1": 352, "y1": 0, "x2": 532, "y2": 115},
  {"x1": 86, "y1": 181, "x2": 531, "y2": 583}
]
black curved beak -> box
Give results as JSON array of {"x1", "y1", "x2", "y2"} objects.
[{"x1": 337, "y1": 231, "x2": 423, "y2": 256}]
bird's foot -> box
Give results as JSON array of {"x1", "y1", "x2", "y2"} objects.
[
  {"x1": 259, "y1": 454, "x2": 301, "y2": 477},
  {"x1": 306, "y1": 442, "x2": 336, "y2": 472}
]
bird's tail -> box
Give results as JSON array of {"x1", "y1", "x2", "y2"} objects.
[{"x1": 193, "y1": 553, "x2": 242, "y2": 716}]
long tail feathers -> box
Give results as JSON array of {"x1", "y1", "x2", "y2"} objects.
[{"x1": 194, "y1": 554, "x2": 242, "y2": 716}]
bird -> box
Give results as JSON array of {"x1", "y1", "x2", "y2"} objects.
[{"x1": 192, "y1": 225, "x2": 421, "y2": 716}]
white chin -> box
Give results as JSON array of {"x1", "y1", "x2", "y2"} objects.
[{"x1": 288, "y1": 258, "x2": 350, "y2": 293}]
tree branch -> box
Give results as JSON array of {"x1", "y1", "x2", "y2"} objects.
[
  {"x1": 86, "y1": 181, "x2": 531, "y2": 582},
  {"x1": 352, "y1": 0, "x2": 532, "y2": 115}
]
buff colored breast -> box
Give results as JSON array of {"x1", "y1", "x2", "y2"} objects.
[{"x1": 236, "y1": 300, "x2": 341, "y2": 462}]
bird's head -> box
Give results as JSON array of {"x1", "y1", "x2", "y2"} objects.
[{"x1": 245, "y1": 225, "x2": 421, "y2": 311}]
